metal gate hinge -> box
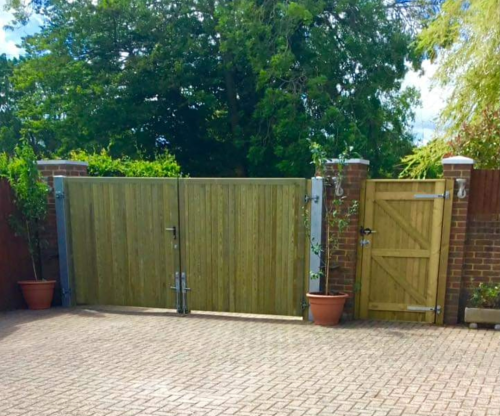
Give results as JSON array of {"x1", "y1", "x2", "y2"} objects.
[
  {"x1": 414, "y1": 191, "x2": 449, "y2": 200},
  {"x1": 304, "y1": 194, "x2": 320, "y2": 204},
  {"x1": 55, "y1": 191, "x2": 65, "y2": 200},
  {"x1": 301, "y1": 298, "x2": 309, "y2": 311},
  {"x1": 407, "y1": 305, "x2": 442, "y2": 314}
]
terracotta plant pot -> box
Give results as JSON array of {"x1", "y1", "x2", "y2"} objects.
[
  {"x1": 18, "y1": 281, "x2": 56, "y2": 310},
  {"x1": 307, "y1": 292, "x2": 349, "y2": 326}
]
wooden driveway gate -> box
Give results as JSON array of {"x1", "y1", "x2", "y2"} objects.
[
  {"x1": 357, "y1": 180, "x2": 453, "y2": 324},
  {"x1": 62, "y1": 178, "x2": 309, "y2": 317}
]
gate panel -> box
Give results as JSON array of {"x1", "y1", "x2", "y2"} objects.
[
  {"x1": 65, "y1": 178, "x2": 179, "y2": 309},
  {"x1": 358, "y1": 180, "x2": 451, "y2": 323},
  {"x1": 179, "y1": 179, "x2": 307, "y2": 316}
]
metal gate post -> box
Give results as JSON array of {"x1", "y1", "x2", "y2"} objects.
[
  {"x1": 308, "y1": 177, "x2": 324, "y2": 321},
  {"x1": 54, "y1": 176, "x2": 72, "y2": 307}
]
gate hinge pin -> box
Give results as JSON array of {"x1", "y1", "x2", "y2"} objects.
[{"x1": 304, "y1": 194, "x2": 320, "y2": 204}]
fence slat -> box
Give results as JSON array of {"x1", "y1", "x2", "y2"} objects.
[
  {"x1": 0, "y1": 180, "x2": 34, "y2": 310},
  {"x1": 469, "y1": 170, "x2": 500, "y2": 216}
]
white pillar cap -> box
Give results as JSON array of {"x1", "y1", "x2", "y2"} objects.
[
  {"x1": 37, "y1": 160, "x2": 89, "y2": 167},
  {"x1": 326, "y1": 158, "x2": 370, "y2": 166},
  {"x1": 442, "y1": 156, "x2": 474, "y2": 165}
]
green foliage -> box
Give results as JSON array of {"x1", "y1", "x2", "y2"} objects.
[
  {"x1": 0, "y1": 55, "x2": 22, "y2": 154},
  {"x1": 418, "y1": 0, "x2": 500, "y2": 134},
  {"x1": 452, "y1": 108, "x2": 500, "y2": 169},
  {"x1": 399, "y1": 138, "x2": 452, "y2": 179},
  {"x1": 0, "y1": 144, "x2": 49, "y2": 280},
  {"x1": 307, "y1": 143, "x2": 358, "y2": 295},
  {"x1": 4, "y1": 0, "x2": 420, "y2": 177},
  {"x1": 400, "y1": 107, "x2": 500, "y2": 178},
  {"x1": 69, "y1": 150, "x2": 181, "y2": 177},
  {"x1": 469, "y1": 283, "x2": 500, "y2": 309}
]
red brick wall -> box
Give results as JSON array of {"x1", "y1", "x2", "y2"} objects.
[
  {"x1": 324, "y1": 160, "x2": 369, "y2": 317},
  {"x1": 37, "y1": 161, "x2": 88, "y2": 306},
  {"x1": 460, "y1": 170, "x2": 500, "y2": 321},
  {"x1": 441, "y1": 161, "x2": 474, "y2": 324}
]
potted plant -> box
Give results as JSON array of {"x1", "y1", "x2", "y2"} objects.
[
  {"x1": 306, "y1": 143, "x2": 358, "y2": 326},
  {"x1": 0, "y1": 144, "x2": 52, "y2": 310},
  {"x1": 465, "y1": 283, "x2": 500, "y2": 330}
]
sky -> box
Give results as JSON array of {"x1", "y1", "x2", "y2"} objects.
[{"x1": 0, "y1": 0, "x2": 447, "y2": 144}]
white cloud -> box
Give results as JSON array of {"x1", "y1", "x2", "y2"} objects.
[
  {"x1": 402, "y1": 60, "x2": 450, "y2": 145},
  {"x1": 0, "y1": 3, "x2": 20, "y2": 57},
  {"x1": 0, "y1": 0, "x2": 43, "y2": 57}
]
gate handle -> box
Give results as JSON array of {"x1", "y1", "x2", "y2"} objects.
[
  {"x1": 165, "y1": 226, "x2": 177, "y2": 240},
  {"x1": 360, "y1": 226, "x2": 377, "y2": 236}
]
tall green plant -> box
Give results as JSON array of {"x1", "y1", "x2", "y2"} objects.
[
  {"x1": 0, "y1": 144, "x2": 49, "y2": 280},
  {"x1": 308, "y1": 142, "x2": 358, "y2": 295}
]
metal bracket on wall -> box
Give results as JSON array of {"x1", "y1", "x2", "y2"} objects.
[{"x1": 304, "y1": 194, "x2": 320, "y2": 204}]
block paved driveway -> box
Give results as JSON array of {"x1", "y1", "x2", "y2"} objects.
[{"x1": 1, "y1": 307, "x2": 500, "y2": 416}]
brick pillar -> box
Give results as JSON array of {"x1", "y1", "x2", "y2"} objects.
[
  {"x1": 442, "y1": 156, "x2": 474, "y2": 324},
  {"x1": 37, "y1": 161, "x2": 88, "y2": 305},
  {"x1": 324, "y1": 158, "x2": 369, "y2": 318}
]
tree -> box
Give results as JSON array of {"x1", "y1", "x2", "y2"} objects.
[
  {"x1": 0, "y1": 55, "x2": 22, "y2": 154},
  {"x1": 418, "y1": 0, "x2": 500, "y2": 134},
  {"x1": 9, "y1": 0, "x2": 420, "y2": 177},
  {"x1": 400, "y1": 108, "x2": 500, "y2": 178},
  {"x1": 0, "y1": 144, "x2": 49, "y2": 280}
]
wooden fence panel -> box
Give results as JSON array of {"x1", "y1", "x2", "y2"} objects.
[
  {"x1": 65, "y1": 178, "x2": 179, "y2": 309},
  {"x1": 0, "y1": 180, "x2": 33, "y2": 310},
  {"x1": 179, "y1": 179, "x2": 308, "y2": 316},
  {"x1": 469, "y1": 170, "x2": 500, "y2": 216}
]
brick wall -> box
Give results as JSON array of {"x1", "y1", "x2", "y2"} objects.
[
  {"x1": 37, "y1": 161, "x2": 88, "y2": 305},
  {"x1": 324, "y1": 159, "x2": 369, "y2": 318},
  {"x1": 459, "y1": 169, "x2": 500, "y2": 321},
  {"x1": 441, "y1": 157, "x2": 474, "y2": 324}
]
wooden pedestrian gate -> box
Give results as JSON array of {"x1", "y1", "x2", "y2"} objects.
[
  {"x1": 356, "y1": 180, "x2": 453, "y2": 324},
  {"x1": 62, "y1": 178, "x2": 309, "y2": 317}
]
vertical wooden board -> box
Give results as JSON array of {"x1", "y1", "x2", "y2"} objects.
[
  {"x1": 426, "y1": 181, "x2": 445, "y2": 323},
  {"x1": 294, "y1": 181, "x2": 306, "y2": 316},
  {"x1": 125, "y1": 183, "x2": 138, "y2": 306},
  {"x1": 275, "y1": 185, "x2": 284, "y2": 315},
  {"x1": 354, "y1": 180, "x2": 366, "y2": 319},
  {"x1": 148, "y1": 184, "x2": 160, "y2": 307},
  {"x1": 360, "y1": 181, "x2": 375, "y2": 318},
  {"x1": 218, "y1": 184, "x2": 229, "y2": 311},
  {"x1": 91, "y1": 183, "x2": 104, "y2": 304},
  {"x1": 109, "y1": 183, "x2": 125, "y2": 306},
  {"x1": 436, "y1": 179, "x2": 454, "y2": 324},
  {"x1": 302, "y1": 180, "x2": 312, "y2": 320},
  {"x1": 228, "y1": 184, "x2": 236, "y2": 312}
]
